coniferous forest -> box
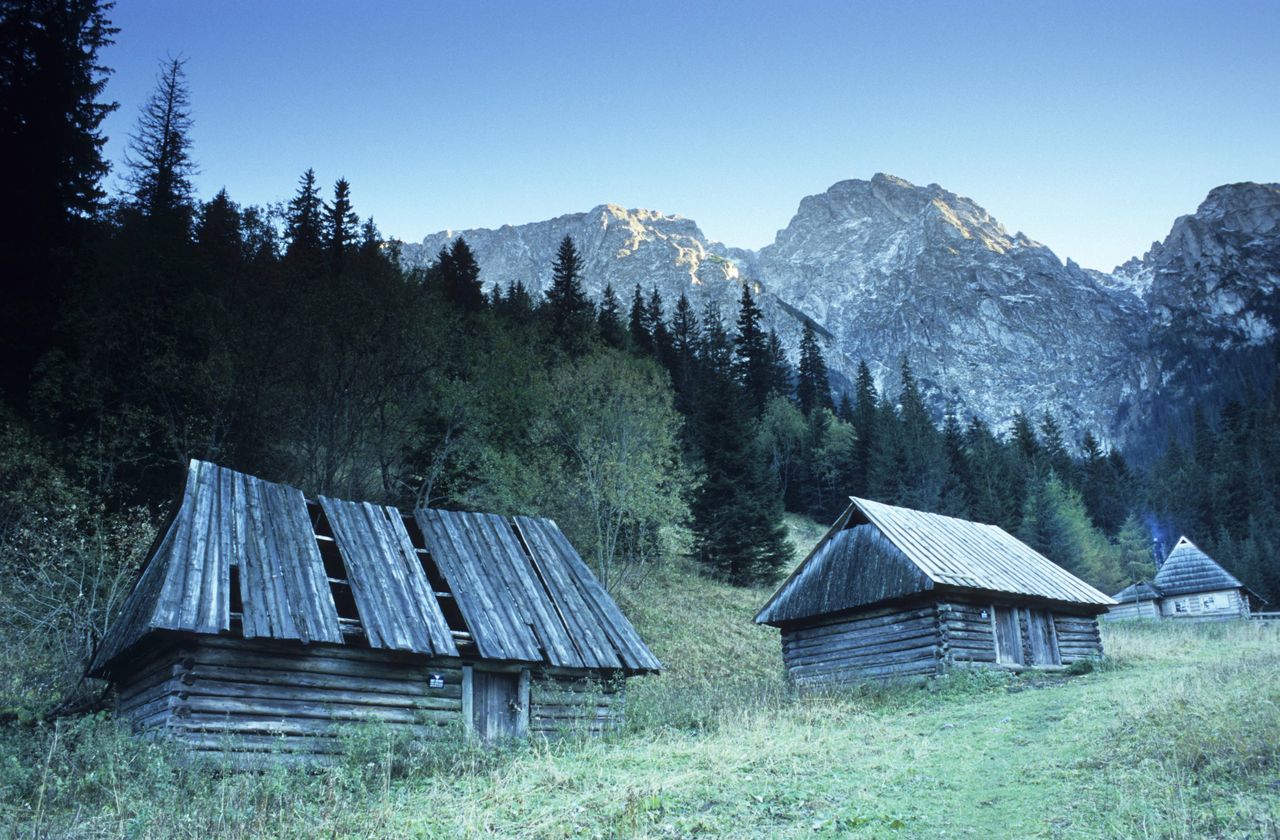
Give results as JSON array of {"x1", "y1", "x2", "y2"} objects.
[{"x1": 2, "y1": 0, "x2": 1279, "y2": 717}]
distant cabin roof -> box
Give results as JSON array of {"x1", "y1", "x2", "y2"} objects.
[
  {"x1": 91, "y1": 460, "x2": 660, "y2": 677},
  {"x1": 755, "y1": 497, "x2": 1116, "y2": 626},
  {"x1": 1153, "y1": 536, "x2": 1245, "y2": 597},
  {"x1": 1112, "y1": 581, "x2": 1163, "y2": 602}
]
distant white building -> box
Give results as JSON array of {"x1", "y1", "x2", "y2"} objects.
[{"x1": 1106, "y1": 536, "x2": 1262, "y2": 621}]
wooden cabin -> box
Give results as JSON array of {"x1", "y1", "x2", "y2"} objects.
[
  {"x1": 89, "y1": 460, "x2": 660, "y2": 760},
  {"x1": 1105, "y1": 536, "x2": 1262, "y2": 622},
  {"x1": 754, "y1": 497, "x2": 1116, "y2": 689}
]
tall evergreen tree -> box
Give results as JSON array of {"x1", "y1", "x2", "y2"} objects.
[
  {"x1": 766, "y1": 331, "x2": 791, "y2": 399},
  {"x1": 0, "y1": 0, "x2": 118, "y2": 390},
  {"x1": 324, "y1": 177, "x2": 359, "y2": 263},
  {"x1": 849, "y1": 360, "x2": 879, "y2": 497},
  {"x1": 648, "y1": 288, "x2": 674, "y2": 369},
  {"x1": 628, "y1": 284, "x2": 651, "y2": 354},
  {"x1": 125, "y1": 56, "x2": 196, "y2": 232},
  {"x1": 689, "y1": 336, "x2": 793, "y2": 585},
  {"x1": 669, "y1": 293, "x2": 700, "y2": 405},
  {"x1": 732, "y1": 284, "x2": 772, "y2": 414},
  {"x1": 896, "y1": 359, "x2": 947, "y2": 510},
  {"x1": 544, "y1": 235, "x2": 594, "y2": 353},
  {"x1": 285, "y1": 168, "x2": 323, "y2": 263},
  {"x1": 1039, "y1": 413, "x2": 1074, "y2": 482},
  {"x1": 796, "y1": 319, "x2": 834, "y2": 416},
  {"x1": 439, "y1": 237, "x2": 484, "y2": 313},
  {"x1": 597, "y1": 283, "x2": 626, "y2": 348}
]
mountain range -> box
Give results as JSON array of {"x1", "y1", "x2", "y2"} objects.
[{"x1": 399, "y1": 175, "x2": 1280, "y2": 455}]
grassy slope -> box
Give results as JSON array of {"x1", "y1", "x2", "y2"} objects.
[
  {"x1": 5, "y1": 515, "x2": 1278, "y2": 838},
  {"x1": 381, "y1": 520, "x2": 1279, "y2": 839}
]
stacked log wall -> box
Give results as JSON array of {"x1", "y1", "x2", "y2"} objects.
[
  {"x1": 780, "y1": 603, "x2": 942, "y2": 688},
  {"x1": 1052, "y1": 614, "x2": 1104, "y2": 662},
  {"x1": 936, "y1": 602, "x2": 997, "y2": 666},
  {"x1": 115, "y1": 636, "x2": 464, "y2": 759},
  {"x1": 1105, "y1": 600, "x2": 1161, "y2": 621},
  {"x1": 529, "y1": 671, "x2": 625, "y2": 737}
]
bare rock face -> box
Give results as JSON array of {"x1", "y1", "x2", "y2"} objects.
[
  {"x1": 400, "y1": 205, "x2": 750, "y2": 316},
  {"x1": 752, "y1": 175, "x2": 1148, "y2": 443},
  {"x1": 1123, "y1": 182, "x2": 1280, "y2": 454},
  {"x1": 401, "y1": 177, "x2": 1280, "y2": 453}
]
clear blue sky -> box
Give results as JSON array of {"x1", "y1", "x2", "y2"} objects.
[{"x1": 99, "y1": 0, "x2": 1279, "y2": 271}]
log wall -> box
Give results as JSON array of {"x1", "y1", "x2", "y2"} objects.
[
  {"x1": 1105, "y1": 600, "x2": 1161, "y2": 621},
  {"x1": 779, "y1": 603, "x2": 943, "y2": 689},
  {"x1": 936, "y1": 601, "x2": 997, "y2": 666},
  {"x1": 1052, "y1": 614, "x2": 1104, "y2": 663},
  {"x1": 114, "y1": 636, "x2": 464, "y2": 759},
  {"x1": 528, "y1": 670, "x2": 626, "y2": 737}
]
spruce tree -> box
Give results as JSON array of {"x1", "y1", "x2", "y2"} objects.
[
  {"x1": 689, "y1": 330, "x2": 793, "y2": 585},
  {"x1": 597, "y1": 283, "x2": 625, "y2": 348},
  {"x1": 544, "y1": 235, "x2": 595, "y2": 353},
  {"x1": 441, "y1": 237, "x2": 484, "y2": 313},
  {"x1": 896, "y1": 359, "x2": 946, "y2": 510},
  {"x1": 125, "y1": 56, "x2": 196, "y2": 233},
  {"x1": 766, "y1": 331, "x2": 791, "y2": 400},
  {"x1": 796, "y1": 319, "x2": 834, "y2": 416},
  {"x1": 285, "y1": 168, "x2": 323, "y2": 263},
  {"x1": 1, "y1": 0, "x2": 118, "y2": 389},
  {"x1": 628, "y1": 284, "x2": 651, "y2": 353},
  {"x1": 850, "y1": 360, "x2": 879, "y2": 497},
  {"x1": 732, "y1": 284, "x2": 772, "y2": 414},
  {"x1": 324, "y1": 177, "x2": 359, "y2": 263},
  {"x1": 1039, "y1": 413, "x2": 1073, "y2": 482},
  {"x1": 648, "y1": 288, "x2": 674, "y2": 369},
  {"x1": 670, "y1": 293, "x2": 700, "y2": 406}
]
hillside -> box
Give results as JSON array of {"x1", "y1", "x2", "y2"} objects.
[{"x1": 4, "y1": 518, "x2": 1277, "y2": 839}]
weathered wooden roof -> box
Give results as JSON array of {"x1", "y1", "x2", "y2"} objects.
[
  {"x1": 91, "y1": 460, "x2": 659, "y2": 676},
  {"x1": 756, "y1": 497, "x2": 1116, "y2": 626},
  {"x1": 1112, "y1": 581, "x2": 1163, "y2": 602},
  {"x1": 1153, "y1": 536, "x2": 1245, "y2": 597}
]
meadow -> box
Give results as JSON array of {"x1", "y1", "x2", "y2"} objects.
[{"x1": 2, "y1": 517, "x2": 1277, "y2": 839}]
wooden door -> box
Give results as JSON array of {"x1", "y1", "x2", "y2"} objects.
[
  {"x1": 993, "y1": 606, "x2": 1024, "y2": 665},
  {"x1": 1024, "y1": 609, "x2": 1061, "y2": 666},
  {"x1": 472, "y1": 670, "x2": 525, "y2": 740}
]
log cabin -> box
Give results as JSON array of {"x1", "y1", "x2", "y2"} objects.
[
  {"x1": 755, "y1": 497, "x2": 1116, "y2": 689},
  {"x1": 1105, "y1": 536, "x2": 1262, "y2": 621},
  {"x1": 89, "y1": 460, "x2": 660, "y2": 760}
]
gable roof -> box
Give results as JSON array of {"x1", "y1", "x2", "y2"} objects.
[
  {"x1": 91, "y1": 460, "x2": 660, "y2": 676},
  {"x1": 756, "y1": 496, "x2": 1115, "y2": 626},
  {"x1": 1112, "y1": 580, "x2": 1163, "y2": 602},
  {"x1": 1154, "y1": 536, "x2": 1245, "y2": 597}
]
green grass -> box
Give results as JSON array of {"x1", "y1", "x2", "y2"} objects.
[{"x1": 2, "y1": 523, "x2": 1278, "y2": 839}]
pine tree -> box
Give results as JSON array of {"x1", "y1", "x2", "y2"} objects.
[
  {"x1": 796, "y1": 319, "x2": 834, "y2": 416},
  {"x1": 766, "y1": 331, "x2": 792, "y2": 401},
  {"x1": 670, "y1": 293, "x2": 700, "y2": 406},
  {"x1": 1039, "y1": 413, "x2": 1073, "y2": 483},
  {"x1": 940, "y1": 408, "x2": 970, "y2": 517},
  {"x1": 896, "y1": 359, "x2": 946, "y2": 511},
  {"x1": 850, "y1": 360, "x2": 879, "y2": 497},
  {"x1": 597, "y1": 283, "x2": 626, "y2": 348},
  {"x1": 285, "y1": 168, "x2": 323, "y2": 263},
  {"x1": 544, "y1": 235, "x2": 595, "y2": 353},
  {"x1": 125, "y1": 56, "x2": 196, "y2": 232},
  {"x1": 689, "y1": 343, "x2": 793, "y2": 586},
  {"x1": 732, "y1": 284, "x2": 771, "y2": 414},
  {"x1": 441, "y1": 238, "x2": 484, "y2": 313},
  {"x1": 628, "y1": 284, "x2": 651, "y2": 353},
  {"x1": 836, "y1": 391, "x2": 855, "y2": 424},
  {"x1": 648, "y1": 288, "x2": 674, "y2": 369},
  {"x1": 194, "y1": 188, "x2": 243, "y2": 271},
  {"x1": 0, "y1": 0, "x2": 119, "y2": 392},
  {"x1": 324, "y1": 177, "x2": 359, "y2": 263}
]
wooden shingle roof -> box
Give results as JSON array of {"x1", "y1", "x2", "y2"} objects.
[
  {"x1": 91, "y1": 461, "x2": 660, "y2": 676},
  {"x1": 1112, "y1": 581, "x2": 1163, "y2": 602},
  {"x1": 1154, "y1": 536, "x2": 1244, "y2": 597},
  {"x1": 756, "y1": 497, "x2": 1115, "y2": 626}
]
